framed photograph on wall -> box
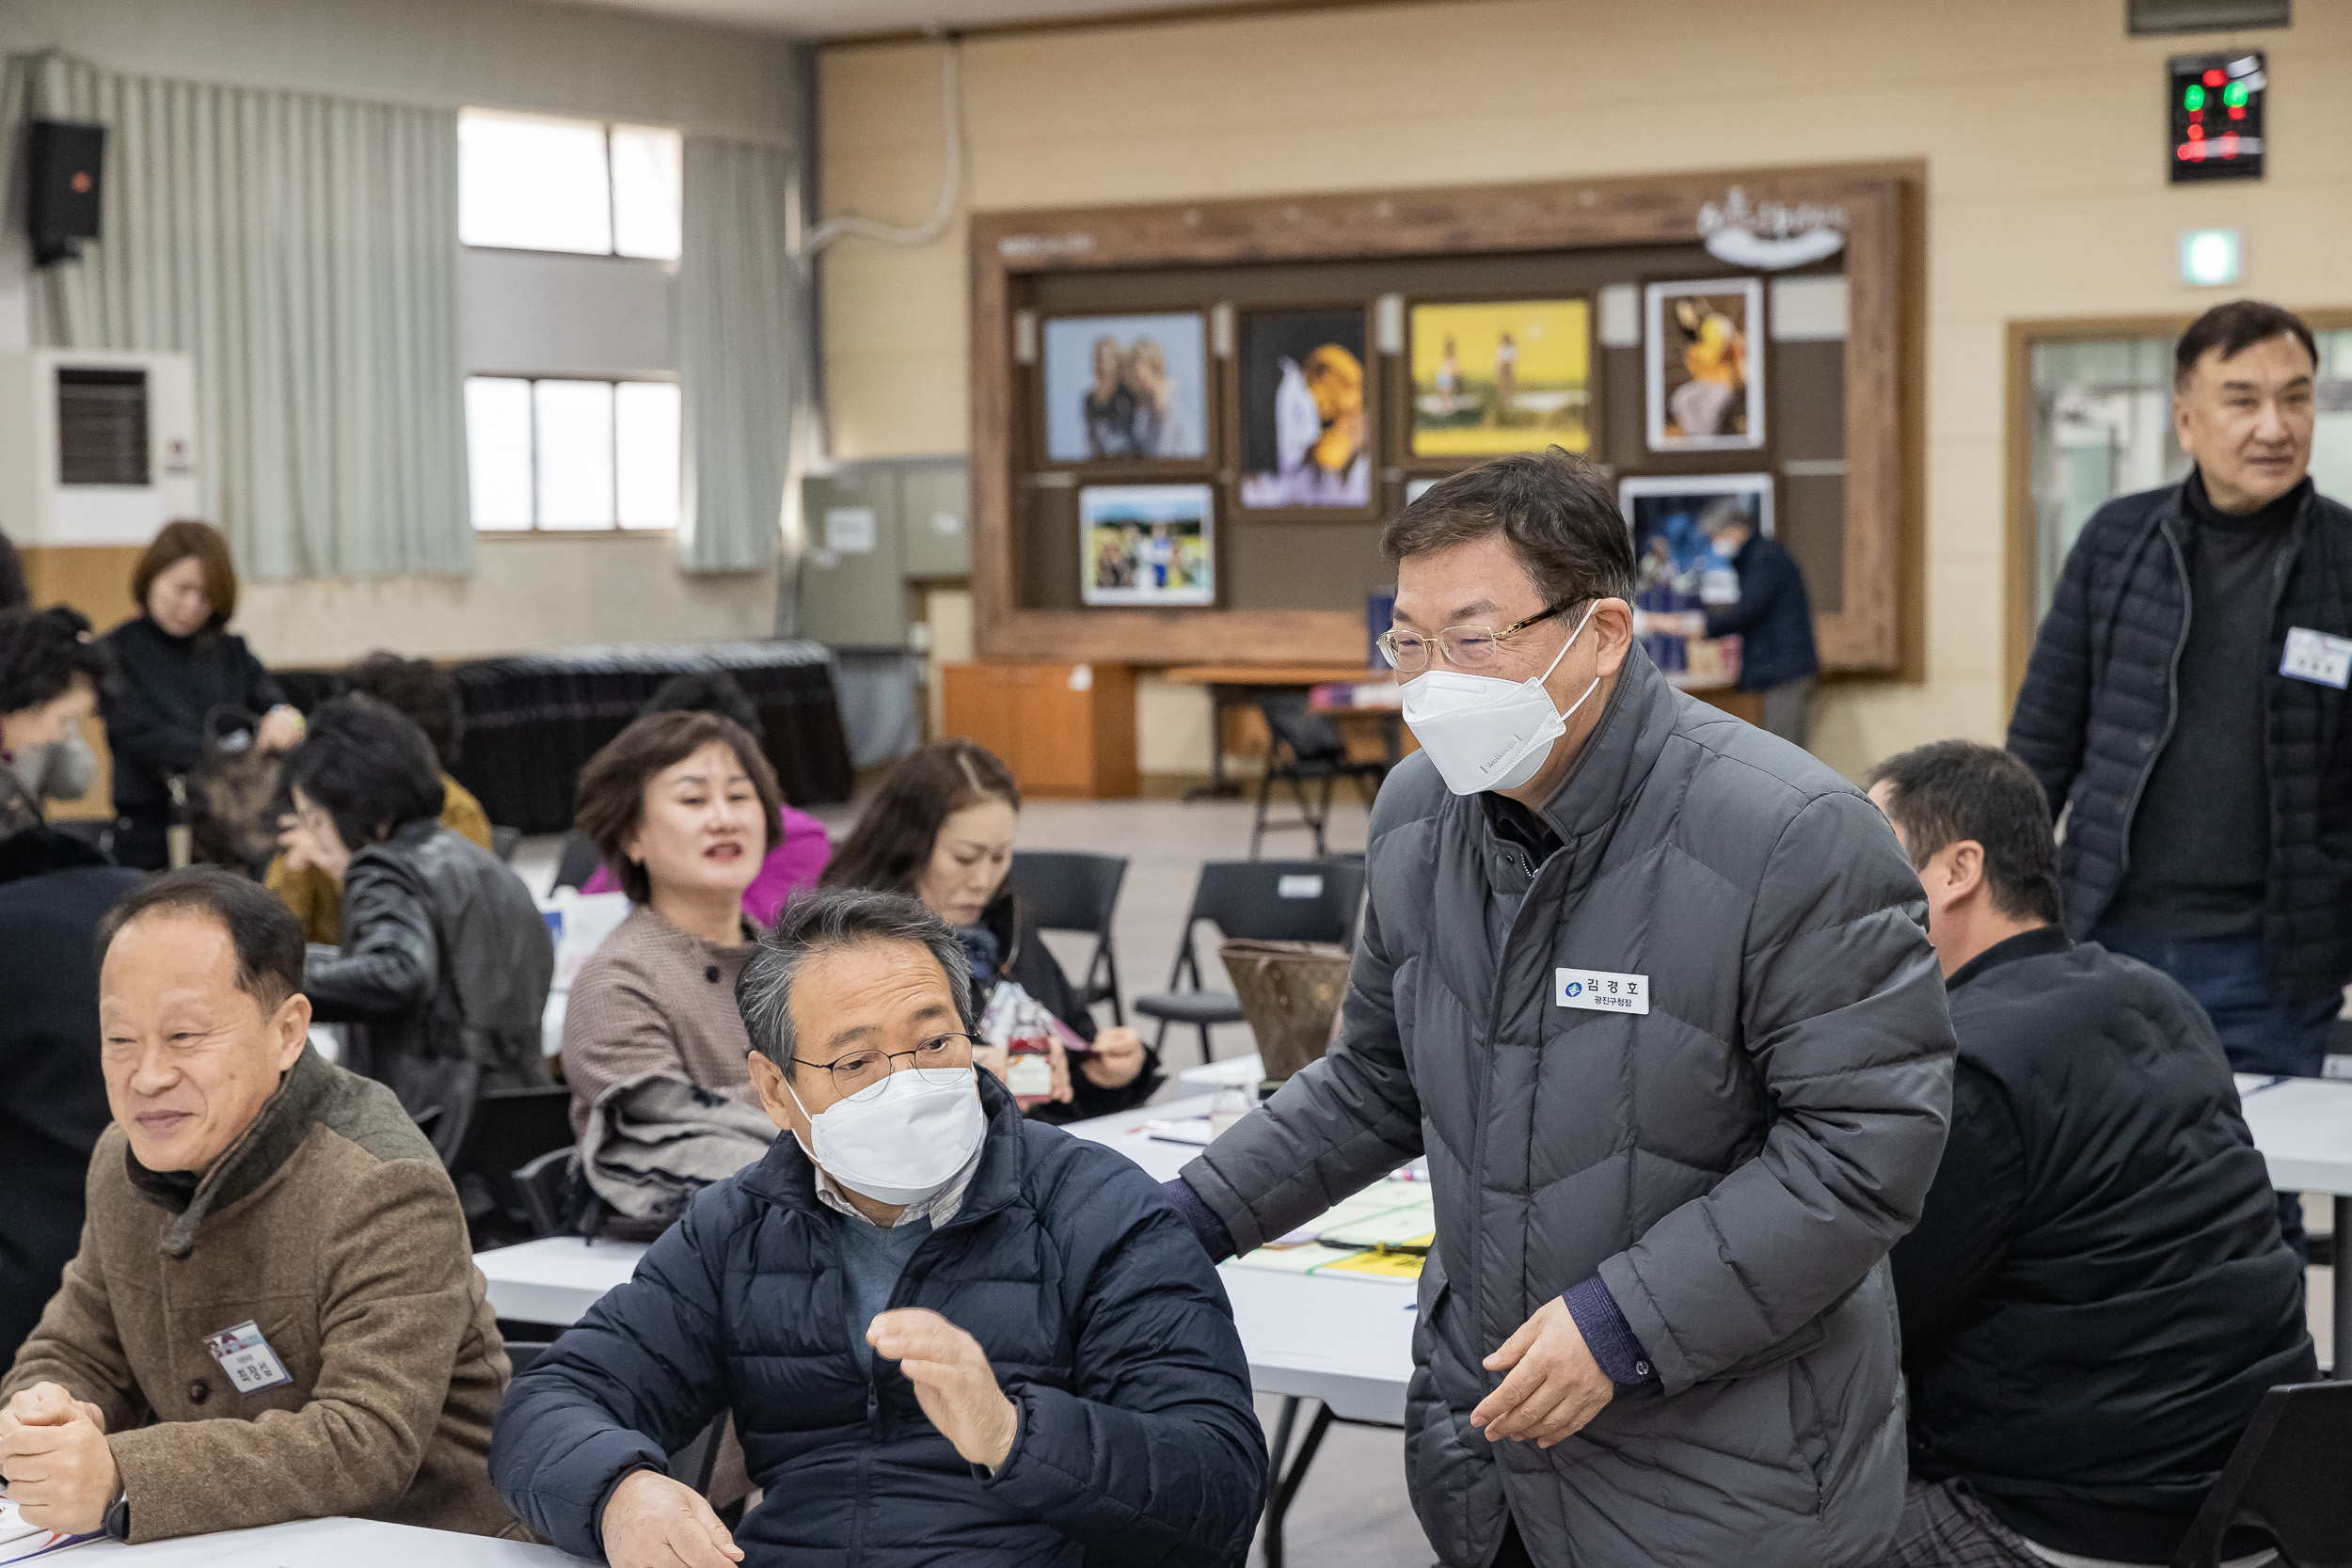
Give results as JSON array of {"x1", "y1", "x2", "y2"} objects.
[
  {"x1": 1078, "y1": 483, "x2": 1217, "y2": 606},
  {"x1": 1234, "y1": 305, "x2": 1374, "y2": 513},
  {"x1": 1407, "y1": 297, "x2": 1595, "y2": 462},
  {"x1": 1644, "y1": 278, "x2": 1765, "y2": 451},
  {"x1": 1040, "y1": 311, "x2": 1211, "y2": 465},
  {"x1": 1620, "y1": 472, "x2": 1773, "y2": 685}
]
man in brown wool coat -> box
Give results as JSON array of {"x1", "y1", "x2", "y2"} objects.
[{"x1": 0, "y1": 868, "x2": 520, "y2": 1544}]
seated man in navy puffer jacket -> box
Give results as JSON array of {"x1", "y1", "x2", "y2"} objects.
[{"x1": 490, "y1": 888, "x2": 1266, "y2": 1568}]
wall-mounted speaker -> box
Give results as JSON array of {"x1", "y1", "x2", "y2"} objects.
[{"x1": 28, "y1": 119, "x2": 105, "y2": 267}]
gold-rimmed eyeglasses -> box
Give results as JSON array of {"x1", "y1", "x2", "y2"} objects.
[
  {"x1": 1376, "y1": 600, "x2": 1576, "y2": 674},
  {"x1": 789, "y1": 1032, "x2": 976, "y2": 1101}
]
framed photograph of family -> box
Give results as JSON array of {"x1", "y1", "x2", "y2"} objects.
[
  {"x1": 1406, "y1": 296, "x2": 1596, "y2": 465},
  {"x1": 1644, "y1": 278, "x2": 1765, "y2": 452},
  {"x1": 1039, "y1": 311, "x2": 1212, "y2": 467},
  {"x1": 1078, "y1": 483, "x2": 1217, "y2": 607},
  {"x1": 1232, "y1": 304, "x2": 1375, "y2": 516}
]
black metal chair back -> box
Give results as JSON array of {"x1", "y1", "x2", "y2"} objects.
[
  {"x1": 551, "y1": 830, "x2": 603, "y2": 894},
  {"x1": 1250, "y1": 695, "x2": 1384, "y2": 859},
  {"x1": 2170, "y1": 1380, "x2": 2352, "y2": 1567},
  {"x1": 1009, "y1": 850, "x2": 1130, "y2": 1022},
  {"x1": 513, "y1": 1147, "x2": 577, "y2": 1239},
  {"x1": 1261, "y1": 693, "x2": 1347, "y2": 766},
  {"x1": 1168, "y1": 858, "x2": 1366, "y2": 991},
  {"x1": 450, "y1": 1085, "x2": 577, "y2": 1245}
]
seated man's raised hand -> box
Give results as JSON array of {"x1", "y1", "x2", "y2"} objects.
[
  {"x1": 867, "y1": 1307, "x2": 1019, "y2": 1471},
  {"x1": 0, "y1": 1381, "x2": 118, "y2": 1532},
  {"x1": 599, "y1": 1469, "x2": 742, "y2": 1568}
]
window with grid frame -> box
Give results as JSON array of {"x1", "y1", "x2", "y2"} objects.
[{"x1": 466, "y1": 375, "x2": 681, "y2": 532}]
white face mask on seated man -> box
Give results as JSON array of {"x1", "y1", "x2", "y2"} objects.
[{"x1": 781, "y1": 1051, "x2": 986, "y2": 1209}]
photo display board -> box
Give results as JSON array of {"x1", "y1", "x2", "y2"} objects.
[{"x1": 975, "y1": 168, "x2": 1912, "y2": 672}]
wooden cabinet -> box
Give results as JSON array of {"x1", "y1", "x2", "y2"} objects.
[{"x1": 941, "y1": 662, "x2": 1137, "y2": 799}]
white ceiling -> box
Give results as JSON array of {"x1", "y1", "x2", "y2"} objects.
[{"x1": 536, "y1": 0, "x2": 1297, "y2": 40}]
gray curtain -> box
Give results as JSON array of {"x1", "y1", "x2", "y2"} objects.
[
  {"x1": 17, "y1": 51, "x2": 471, "y2": 581},
  {"x1": 676, "y1": 135, "x2": 802, "y2": 574}
]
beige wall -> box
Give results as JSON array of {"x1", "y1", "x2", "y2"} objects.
[
  {"x1": 234, "y1": 538, "x2": 776, "y2": 668},
  {"x1": 819, "y1": 0, "x2": 2352, "y2": 780}
]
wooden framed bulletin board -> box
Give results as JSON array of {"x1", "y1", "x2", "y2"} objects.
[{"x1": 970, "y1": 163, "x2": 1923, "y2": 672}]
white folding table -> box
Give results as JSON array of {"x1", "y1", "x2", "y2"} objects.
[
  {"x1": 58, "y1": 1514, "x2": 588, "y2": 1566},
  {"x1": 2234, "y1": 1073, "x2": 2352, "y2": 1370}
]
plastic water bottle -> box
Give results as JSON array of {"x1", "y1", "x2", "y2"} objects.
[{"x1": 1209, "y1": 1085, "x2": 1252, "y2": 1141}]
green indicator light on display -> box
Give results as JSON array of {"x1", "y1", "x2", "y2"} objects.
[
  {"x1": 2184, "y1": 85, "x2": 2205, "y2": 110},
  {"x1": 2222, "y1": 82, "x2": 2247, "y2": 107}
]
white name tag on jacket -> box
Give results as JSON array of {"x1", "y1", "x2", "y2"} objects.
[
  {"x1": 1555, "y1": 968, "x2": 1651, "y2": 1015},
  {"x1": 202, "y1": 1320, "x2": 293, "y2": 1395},
  {"x1": 2280, "y1": 626, "x2": 2352, "y2": 689}
]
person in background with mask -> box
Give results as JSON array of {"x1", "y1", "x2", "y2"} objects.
[
  {"x1": 2009, "y1": 297, "x2": 2352, "y2": 1258},
  {"x1": 491, "y1": 889, "x2": 1264, "y2": 1568},
  {"x1": 1160, "y1": 448, "x2": 1954, "y2": 1568}
]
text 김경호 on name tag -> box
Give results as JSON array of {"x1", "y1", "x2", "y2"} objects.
[{"x1": 1555, "y1": 968, "x2": 1650, "y2": 1015}]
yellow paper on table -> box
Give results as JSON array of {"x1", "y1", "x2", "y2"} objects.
[{"x1": 1318, "y1": 1246, "x2": 1428, "y2": 1280}]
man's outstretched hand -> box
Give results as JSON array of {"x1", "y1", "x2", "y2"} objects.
[{"x1": 1470, "y1": 1297, "x2": 1614, "y2": 1449}]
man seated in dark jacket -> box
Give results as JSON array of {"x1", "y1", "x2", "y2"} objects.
[
  {"x1": 1864, "y1": 741, "x2": 2314, "y2": 1568},
  {"x1": 490, "y1": 888, "x2": 1265, "y2": 1568}
]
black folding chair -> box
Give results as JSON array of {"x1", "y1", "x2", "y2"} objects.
[
  {"x1": 2170, "y1": 1380, "x2": 2352, "y2": 1566},
  {"x1": 1009, "y1": 850, "x2": 1129, "y2": 1024},
  {"x1": 551, "y1": 830, "x2": 604, "y2": 894},
  {"x1": 449, "y1": 1085, "x2": 577, "y2": 1246},
  {"x1": 1133, "y1": 859, "x2": 1367, "y2": 1065},
  {"x1": 1249, "y1": 695, "x2": 1386, "y2": 860},
  {"x1": 503, "y1": 1341, "x2": 553, "y2": 1378},
  {"x1": 513, "y1": 1147, "x2": 576, "y2": 1239}
]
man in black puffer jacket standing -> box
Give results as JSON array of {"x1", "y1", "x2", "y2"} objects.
[
  {"x1": 1865, "y1": 741, "x2": 2312, "y2": 1568},
  {"x1": 2008, "y1": 298, "x2": 2352, "y2": 1251}
]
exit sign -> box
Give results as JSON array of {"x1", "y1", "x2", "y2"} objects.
[{"x1": 2169, "y1": 52, "x2": 2265, "y2": 183}]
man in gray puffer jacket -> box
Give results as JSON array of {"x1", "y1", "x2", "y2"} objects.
[{"x1": 1163, "y1": 450, "x2": 1955, "y2": 1567}]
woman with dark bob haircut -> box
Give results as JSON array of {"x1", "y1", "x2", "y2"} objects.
[
  {"x1": 822, "y1": 738, "x2": 1158, "y2": 1125},
  {"x1": 0, "y1": 607, "x2": 113, "y2": 836},
  {"x1": 100, "y1": 520, "x2": 305, "y2": 868},
  {"x1": 265, "y1": 651, "x2": 495, "y2": 943},
  {"x1": 560, "y1": 709, "x2": 782, "y2": 1135},
  {"x1": 280, "y1": 696, "x2": 553, "y2": 1152}
]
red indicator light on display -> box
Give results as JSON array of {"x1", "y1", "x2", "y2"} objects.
[
  {"x1": 2220, "y1": 135, "x2": 2238, "y2": 156},
  {"x1": 2229, "y1": 104, "x2": 2245, "y2": 120},
  {"x1": 2203, "y1": 68, "x2": 2225, "y2": 86},
  {"x1": 2187, "y1": 123, "x2": 2204, "y2": 139}
]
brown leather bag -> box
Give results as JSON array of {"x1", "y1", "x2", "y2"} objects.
[{"x1": 1218, "y1": 938, "x2": 1351, "y2": 1085}]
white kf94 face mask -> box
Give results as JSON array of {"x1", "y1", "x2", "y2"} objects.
[
  {"x1": 787, "y1": 1063, "x2": 986, "y2": 1208},
  {"x1": 1399, "y1": 602, "x2": 1601, "y2": 796}
]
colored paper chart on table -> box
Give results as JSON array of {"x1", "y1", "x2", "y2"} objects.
[
  {"x1": 1317, "y1": 1248, "x2": 1429, "y2": 1280},
  {"x1": 1225, "y1": 1183, "x2": 1438, "y2": 1278}
]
